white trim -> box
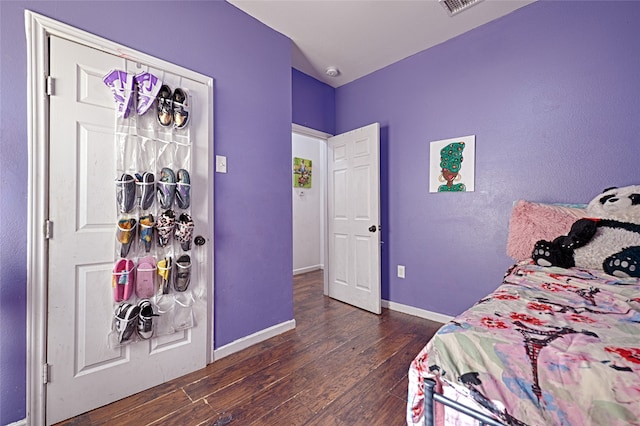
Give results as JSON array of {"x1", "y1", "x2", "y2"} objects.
[
  {"x1": 292, "y1": 123, "x2": 332, "y2": 139},
  {"x1": 382, "y1": 299, "x2": 453, "y2": 324},
  {"x1": 293, "y1": 265, "x2": 323, "y2": 275},
  {"x1": 213, "y1": 320, "x2": 297, "y2": 360},
  {"x1": 6, "y1": 419, "x2": 27, "y2": 426},
  {"x1": 26, "y1": 12, "x2": 209, "y2": 83},
  {"x1": 25, "y1": 10, "x2": 215, "y2": 425},
  {"x1": 25, "y1": 11, "x2": 51, "y2": 426},
  {"x1": 207, "y1": 78, "x2": 215, "y2": 363}
]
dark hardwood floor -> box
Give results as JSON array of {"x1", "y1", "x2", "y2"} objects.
[{"x1": 57, "y1": 270, "x2": 442, "y2": 425}]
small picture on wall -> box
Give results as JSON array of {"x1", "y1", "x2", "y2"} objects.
[
  {"x1": 429, "y1": 135, "x2": 475, "y2": 193},
  {"x1": 293, "y1": 157, "x2": 312, "y2": 188}
]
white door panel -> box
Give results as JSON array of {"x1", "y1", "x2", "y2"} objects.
[
  {"x1": 327, "y1": 123, "x2": 380, "y2": 314},
  {"x1": 46, "y1": 36, "x2": 210, "y2": 424}
]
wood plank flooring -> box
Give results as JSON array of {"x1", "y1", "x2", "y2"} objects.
[{"x1": 57, "y1": 270, "x2": 442, "y2": 425}]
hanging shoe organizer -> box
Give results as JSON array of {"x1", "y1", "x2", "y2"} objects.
[{"x1": 104, "y1": 69, "x2": 200, "y2": 347}]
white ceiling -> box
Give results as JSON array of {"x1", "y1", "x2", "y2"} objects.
[{"x1": 227, "y1": 0, "x2": 536, "y2": 88}]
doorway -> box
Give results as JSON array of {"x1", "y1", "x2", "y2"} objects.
[
  {"x1": 292, "y1": 125, "x2": 330, "y2": 295},
  {"x1": 292, "y1": 123, "x2": 381, "y2": 313},
  {"x1": 292, "y1": 132, "x2": 326, "y2": 276}
]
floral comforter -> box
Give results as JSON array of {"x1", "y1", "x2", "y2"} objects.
[{"x1": 407, "y1": 261, "x2": 640, "y2": 426}]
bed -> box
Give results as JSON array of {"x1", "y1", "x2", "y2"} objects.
[{"x1": 407, "y1": 200, "x2": 640, "y2": 426}]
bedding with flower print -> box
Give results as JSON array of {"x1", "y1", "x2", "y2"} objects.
[{"x1": 407, "y1": 260, "x2": 640, "y2": 426}]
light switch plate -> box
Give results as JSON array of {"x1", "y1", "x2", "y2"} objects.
[
  {"x1": 216, "y1": 155, "x2": 227, "y2": 173},
  {"x1": 397, "y1": 265, "x2": 405, "y2": 279}
]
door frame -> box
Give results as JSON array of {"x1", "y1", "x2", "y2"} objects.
[
  {"x1": 25, "y1": 11, "x2": 215, "y2": 425},
  {"x1": 292, "y1": 124, "x2": 382, "y2": 309},
  {"x1": 292, "y1": 124, "x2": 331, "y2": 295}
]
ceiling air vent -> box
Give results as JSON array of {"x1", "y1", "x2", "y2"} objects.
[{"x1": 439, "y1": 0, "x2": 484, "y2": 16}]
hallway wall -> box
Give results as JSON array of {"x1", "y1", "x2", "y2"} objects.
[{"x1": 292, "y1": 133, "x2": 324, "y2": 274}]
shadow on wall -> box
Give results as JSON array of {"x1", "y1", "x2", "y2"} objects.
[{"x1": 380, "y1": 125, "x2": 390, "y2": 299}]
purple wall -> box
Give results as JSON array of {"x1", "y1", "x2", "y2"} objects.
[
  {"x1": 292, "y1": 68, "x2": 336, "y2": 134},
  {"x1": 336, "y1": 1, "x2": 640, "y2": 316},
  {"x1": 0, "y1": 1, "x2": 293, "y2": 423}
]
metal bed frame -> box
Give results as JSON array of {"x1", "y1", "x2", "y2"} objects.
[{"x1": 422, "y1": 378, "x2": 506, "y2": 426}]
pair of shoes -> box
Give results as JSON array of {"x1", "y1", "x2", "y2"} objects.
[
  {"x1": 114, "y1": 299, "x2": 157, "y2": 342},
  {"x1": 103, "y1": 70, "x2": 163, "y2": 118},
  {"x1": 175, "y1": 213, "x2": 194, "y2": 251},
  {"x1": 135, "y1": 172, "x2": 155, "y2": 210},
  {"x1": 113, "y1": 258, "x2": 136, "y2": 302},
  {"x1": 156, "y1": 85, "x2": 190, "y2": 129},
  {"x1": 117, "y1": 172, "x2": 155, "y2": 213},
  {"x1": 117, "y1": 214, "x2": 156, "y2": 256},
  {"x1": 157, "y1": 168, "x2": 191, "y2": 209},
  {"x1": 113, "y1": 256, "x2": 158, "y2": 301},
  {"x1": 174, "y1": 254, "x2": 192, "y2": 292},
  {"x1": 155, "y1": 255, "x2": 191, "y2": 293},
  {"x1": 155, "y1": 209, "x2": 194, "y2": 250}
]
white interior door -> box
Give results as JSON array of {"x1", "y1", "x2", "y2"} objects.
[
  {"x1": 327, "y1": 123, "x2": 381, "y2": 314},
  {"x1": 46, "y1": 36, "x2": 211, "y2": 424}
]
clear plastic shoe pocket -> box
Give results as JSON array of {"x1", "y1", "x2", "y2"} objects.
[
  {"x1": 176, "y1": 222, "x2": 195, "y2": 250},
  {"x1": 137, "y1": 265, "x2": 157, "y2": 298},
  {"x1": 112, "y1": 268, "x2": 131, "y2": 286},
  {"x1": 107, "y1": 314, "x2": 138, "y2": 348},
  {"x1": 156, "y1": 224, "x2": 175, "y2": 247},
  {"x1": 139, "y1": 221, "x2": 154, "y2": 252},
  {"x1": 115, "y1": 176, "x2": 135, "y2": 213},
  {"x1": 155, "y1": 297, "x2": 175, "y2": 336},
  {"x1": 157, "y1": 181, "x2": 176, "y2": 209},
  {"x1": 176, "y1": 182, "x2": 191, "y2": 193},
  {"x1": 117, "y1": 220, "x2": 137, "y2": 241},
  {"x1": 116, "y1": 219, "x2": 137, "y2": 257},
  {"x1": 157, "y1": 262, "x2": 172, "y2": 295},
  {"x1": 176, "y1": 182, "x2": 191, "y2": 207},
  {"x1": 136, "y1": 180, "x2": 155, "y2": 209},
  {"x1": 173, "y1": 294, "x2": 195, "y2": 331},
  {"x1": 176, "y1": 221, "x2": 194, "y2": 234}
]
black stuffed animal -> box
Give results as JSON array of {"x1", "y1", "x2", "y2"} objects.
[{"x1": 532, "y1": 186, "x2": 640, "y2": 278}]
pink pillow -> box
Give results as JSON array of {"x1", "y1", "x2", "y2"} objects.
[{"x1": 506, "y1": 200, "x2": 588, "y2": 262}]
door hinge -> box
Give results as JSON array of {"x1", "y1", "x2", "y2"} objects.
[
  {"x1": 46, "y1": 76, "x2": 54, "y2": 96},
  {"x1": 44, "y1": 220, "x2": 53, "y2": 240},
  {"x1": 43, "y1": 363, "x2": 50, "y2": 384}
]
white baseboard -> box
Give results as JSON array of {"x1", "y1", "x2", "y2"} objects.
[
  {"x1": 382, "y1": 299, "x2": 453, "y2": 324},
  {"x1": 293, "y1": 264, "x2": 323, "y2": 275},
  {"x1": 213, "y1": 319, "x2": 296, "y2": 360},
  {"x1": 7, "y1": 419, "x2": 27, "y2": 426}
]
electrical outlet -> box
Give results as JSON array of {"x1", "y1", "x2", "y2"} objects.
[
  {"x1": 397, "y1": 265, "x2": 405, "y2": 279},
  {"x1": 216, "y1": 155, "x2": 227, "y2": 173}
]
